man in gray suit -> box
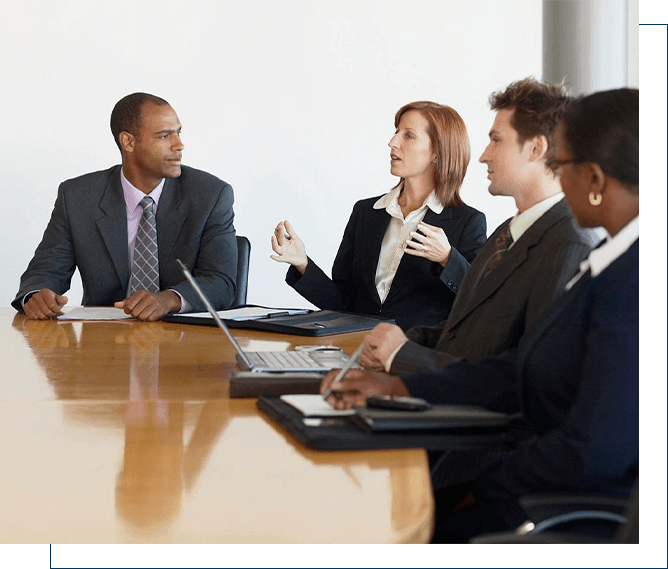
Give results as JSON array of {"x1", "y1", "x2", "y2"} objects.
[
  {"x1": 13, "y1": 93, "x2": 237, "y2": 321},
  {"x1": 356, "y1": 78, "x2": 597, "y2": 377}
]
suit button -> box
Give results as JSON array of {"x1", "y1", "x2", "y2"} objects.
[
  {"x1": 452, "y1": 284, "x2": 458, "y2": 291},
  {"x1": 447, "y1": 279, "x2": 454, "y2": 286}
]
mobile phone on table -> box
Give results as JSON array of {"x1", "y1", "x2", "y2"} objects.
[{"x1": 365, "y1": 395, "x2": 431, "y2": 411}]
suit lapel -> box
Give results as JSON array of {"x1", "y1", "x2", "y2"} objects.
[
  {"x1": 448, "y1": 200, "x2": 570, "y2": 329},
  {"x1": 96, "y1": 166, "x2": 130, "y2": 289},
  {"x1": 156, "y1": 177, "x2": 186, "y2": 270}
]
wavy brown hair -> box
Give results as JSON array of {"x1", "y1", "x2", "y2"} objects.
[{"x1": 394, "y1": 101, "x2": 470, "y2": 208}]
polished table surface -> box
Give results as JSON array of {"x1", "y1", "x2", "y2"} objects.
[{"x1": 1, "y1": 308, "x2": 433, "y2": 543}]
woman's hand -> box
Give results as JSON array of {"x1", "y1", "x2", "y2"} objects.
[
  {"x1": 320, "y1": 368, "x2": 411, "y2": 409},
  {"x1": 270, "y1": 220, "x2": 308, "y2": 274},
  {"x1": 404, "y1": 221, "x2": 452, "y2": 266}
]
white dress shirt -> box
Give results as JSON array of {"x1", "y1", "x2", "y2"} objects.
[
  {"x1": 566, "y1": 216, "x2": 639, "y2": 290},
  {"x1": 373, "y1": 186, "x2": 443, "y2": 303},
  {"x1": 507, "y1": 192, "x2": 564, "y2": 246}
]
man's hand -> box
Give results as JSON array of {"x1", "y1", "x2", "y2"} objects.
[
  {"x1": 114, "y1": 290, "x2": 181, "y2": 321},
  {"x1": 23, "y1": 288, "x2": 68, "y2": 320},
  {"x1": 359, "y1": 323, "x2": 408, "y2": 370},
  {"x1": 320, "y1": 368, "x2": 410, "y2": 410}
]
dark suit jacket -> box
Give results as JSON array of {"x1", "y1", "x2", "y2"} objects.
[
  {"x1": 13, "y1": 165, "x2": 237, "y2": 313},
  {"x1": 404, "y1": 240, "x2": 639, "y2": 501},
  {"x1": 286, "y1": 196, "x2": 487, "y2": 330},
  {"x1": 390, "y1": 199, "x2": 597, "y2": 374}
]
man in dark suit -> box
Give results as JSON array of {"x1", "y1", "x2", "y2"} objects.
[
  {"x1": 13, "y1": 93, "x2": 237, "y2": 321},
  {"x1": 359, "y1": 78, "x2": 597, "y2": 374}
]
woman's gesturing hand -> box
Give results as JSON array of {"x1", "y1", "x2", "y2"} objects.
[
  {"x1": 270, "y1": 220, "x2": 308, "y2": 274},
  {"x1": 404, "y1": 221, "x2": 452, "y2": 266}
]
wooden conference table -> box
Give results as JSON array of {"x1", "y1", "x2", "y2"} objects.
[{"x1": 1, "y1": 308, "x2": 433, "y2": 543}]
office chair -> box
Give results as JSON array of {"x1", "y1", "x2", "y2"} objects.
[
  {"x1": 470, "y1": 480, "x2": 639, "y2": 544},
  {"x1": 232, "y1": 235, "x2": 251, "y2": 308}
]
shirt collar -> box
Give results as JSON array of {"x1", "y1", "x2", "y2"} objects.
[
  {"x1": 120, "y1": 168, "x2": 165, "y2": 212},
  {"x1": 587, "y1": 216, "x2": 639, "y2": 277},
  {"x1": 373, "y1": 185, "x2": 444, "y2": 216},
  {"x1": 509, "y1": 192, "x2": 564, "y2": 243}
]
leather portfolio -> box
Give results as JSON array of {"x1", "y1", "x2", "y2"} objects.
[
  {"x1": 256, "y1": 395, "x2": 518, "y2": 451},
  {"x1": 166, "y1": 309, "x2": 392, "y2": 336}
]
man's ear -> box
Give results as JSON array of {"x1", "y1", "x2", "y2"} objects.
[
  {"x1": 119, "y1": 131, "x2": 135, "y2": 154},
  {"x1": 527, "y1": 134, "x2": 549, "y2": 163}
]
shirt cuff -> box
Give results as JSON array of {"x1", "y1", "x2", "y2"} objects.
[
  {"x1": 22, "y1": 290, "x2": 41, "y2": 308},
  {"x1": 168, "y1": 289, "x2": 192, "y2": 313}
]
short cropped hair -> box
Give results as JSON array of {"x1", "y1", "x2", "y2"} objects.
[
  {"x1": 394, "y1": 101, "x2": 471, "y2": 208},
  {"x1": 563, "y1": 88, "x2": 639, "y2": 194},
  {"x1": 489, "y1": 77, "x2": 570, "y2": 168},
  {"x1": 110, "y1": 92, "x2": 170, "y2": 151}
]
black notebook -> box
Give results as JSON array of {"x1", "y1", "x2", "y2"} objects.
[
  {"x1": 257, "y1": 395, "x2": 517, "y2": 451},
  {"x1": 351, "y1": 405, "x2": 511, "y2": 433},
  {"x1": 167, "y1": 309, "x2": 392, "y2": 336}
]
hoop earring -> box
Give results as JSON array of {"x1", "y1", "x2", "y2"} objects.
[{"x1": 588, "y1": 191, "x2": 602, "y2": 206}]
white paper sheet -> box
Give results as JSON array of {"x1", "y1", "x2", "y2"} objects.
[
  {"x1": 57, "y1": 307, "x2": 133, "y2": 321},
  {"x1": 280, "y1": 394, "x2": 355, "y2": 417}
]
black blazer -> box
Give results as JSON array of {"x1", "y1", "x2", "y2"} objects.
[
  {"x1": 405, "y1": 240, "x2": 639, "y2": 501},
  {"x1": 286, "y1": 196, "x2": 487, "y2": 330},
  {"x1": 391, "y1": 199, "x2": 597, "y2": 374},
  {"x1": 13, "y1": 165, "x2": 238, "y2": 312}
]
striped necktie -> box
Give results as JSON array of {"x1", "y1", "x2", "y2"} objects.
[
  {"x1": 129, "y1": 196, "x2": 159, "y2": 293},
  {"x1": 481, "y1": 223, "x2": 513, "y2": 280}
]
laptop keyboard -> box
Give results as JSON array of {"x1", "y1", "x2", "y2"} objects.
[{"x1": 247, "y1": 350, "x2": 320, "y2": 368}]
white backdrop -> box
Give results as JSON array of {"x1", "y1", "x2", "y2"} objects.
[{"x1": 1, "y1": 0, "x2": 542, "y2": 309}]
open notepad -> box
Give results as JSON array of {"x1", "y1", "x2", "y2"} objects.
[{"x1": 280, "y1": 394, "x2": 356, "y2": 417}]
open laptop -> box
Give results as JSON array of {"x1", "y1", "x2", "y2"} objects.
[{"x1": 176, "y1": 260, "x2": 352, "y2": 372}]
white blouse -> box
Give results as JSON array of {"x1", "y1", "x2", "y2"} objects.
[{"x1": 372, "y1": 186, "x2": 443, "y2": 303}]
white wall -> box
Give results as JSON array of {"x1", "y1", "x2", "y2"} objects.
[{"x1": 2, "y1": 0, "x2": 544, "y2": 309}]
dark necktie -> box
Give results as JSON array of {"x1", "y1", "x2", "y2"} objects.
[
  {"x1": 129, "y1": 196, "x2": 159, "y2": 294},
  {"x1": 481, "y1": 223, "x2": 513, "y2": 280}
]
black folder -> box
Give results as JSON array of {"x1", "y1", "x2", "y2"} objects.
[
  {"x1": 167, "y1": 309, "x2": 392, "y2": 336},
  {"x1": 257, "y1": 395, "x2": 518, "y2": 451}
]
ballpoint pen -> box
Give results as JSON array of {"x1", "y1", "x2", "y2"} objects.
[{"x1": 322, "y1": 344, "x2": 364, "y2": 400}]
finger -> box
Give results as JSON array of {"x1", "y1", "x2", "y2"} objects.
[
  {"x1": 409, "y1": 230, "x2": 428, "y2": 244},
  {"x1": 31, "y1": 295, "x2": 59, "y2": 318},
  {"x1": 270, "y1": 235, "x2": 282, "y2": 255},
  {"x1": 283, "y1": 220, "x2": 298, "y2": 240},
  {"x1": 319, "y1": 370, "x2": 340, "y2": 394},
  {"x1": 41, "y1": 293, "x2": 65, "y2": 314},
  {"x1": 328, "y1": 392, "x2": 358, "y2": 410},
  {"x1": 274, "y1": 224, "x2": 286, "y2": 246},
  {"x1": 417, "y1": 221, "x2": 436, "y2": 234},
  {"x1": 404, "y1": 239, "x2": 425, "y2": 252}
]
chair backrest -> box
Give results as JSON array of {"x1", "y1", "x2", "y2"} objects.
[{"x1": 232, "y1": 235, "x2": 251, "y2": 308}]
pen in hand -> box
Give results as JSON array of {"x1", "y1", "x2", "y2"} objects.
[{"x1": 322, "y1": 344, "x2": 364, "y2": 400}]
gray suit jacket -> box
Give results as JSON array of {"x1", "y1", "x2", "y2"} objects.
[
  {"x1": 13, "y1": 165, "x2": 237, "y2": 313},
  {"x1": 390, "y1": 199, "x2": 597, "y2": 375}
]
